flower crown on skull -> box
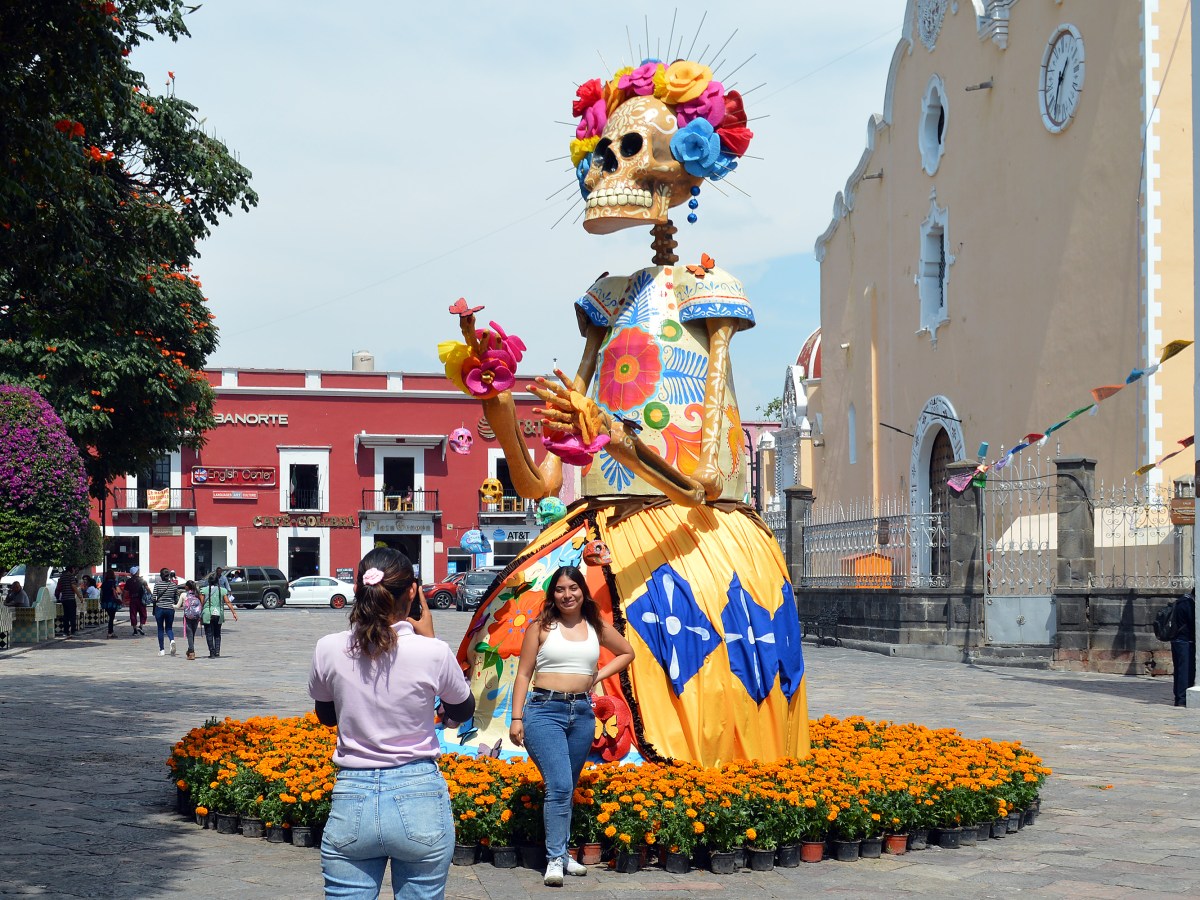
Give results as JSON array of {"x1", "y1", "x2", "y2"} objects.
[{"x1": 570, "y1": 58, "x2": 753, "y2": 197}]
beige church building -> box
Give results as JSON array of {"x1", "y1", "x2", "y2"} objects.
[{"x1": 803, "y1": 0, "x2": 1194, "y2": 517}]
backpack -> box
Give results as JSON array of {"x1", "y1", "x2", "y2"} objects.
[
  {"x1": 1153, "y1": 601, "x2": 1181, "y2": 642},
  {"x1": 183, "y1": 591, "x2": 203, "y2": 620}
]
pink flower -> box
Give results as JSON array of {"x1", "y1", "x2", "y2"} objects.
[
  {"x1": 618, "y1": 61, "x2": 661, "y2": 96},
  {"x1": 361, "y1": 567, "x2": 384, "y2": 586},
  {"x1": 597, "y1": 327, "x2": 662, "y2": 412},
  {"x1": 479, "y1": 321, "x2": 526, "y2": 366},
  {"x1": 542, "y1": 430, "x2": 610, "y2": 466},
  {"x1": 676, "y1": 80, "x2": 726, "y2": 128},
  {"x1": 572, "y1": 79, "x2": 604, "y2": 117},
  {"x1": 576, "y1": 99, "x2": 607, "y2": 139},
  {"x1": 462, "y1": 350, "x2": 516, "y2": 397}
]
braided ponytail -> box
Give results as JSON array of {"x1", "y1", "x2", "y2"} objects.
[{"x1": 348, "y1": 547, "x2": 416, "y2": 660}]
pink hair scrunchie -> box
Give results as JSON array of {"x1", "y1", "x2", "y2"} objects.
[{"x1": 361, "y1": 567, "x2": 384, "y2": 586}]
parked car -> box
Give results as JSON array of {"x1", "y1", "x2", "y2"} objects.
[
  {"x1": 3, "y1": 565, "x2": 63, "y2": 597},
  {"x1": 223, "y1": 566, "x2": 291, "y2": 609},
  {"x1": 455, "y1": 567, "x2": 506, "y2": 611},
  {"x1": 287, "y1": 576, "x2": 356, "y2": 609},
  {"x1": 422, "y1": 572, "x2": 467, "y2": 610}
]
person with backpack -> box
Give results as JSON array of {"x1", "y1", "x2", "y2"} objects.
[
  {"x1": 1170, "y1": 590, "x2": 1195, "y2": 708},
  {"x1": 176, "y1": 580, "x2": 204, "y2": 660},
  {"x1": 200, "y1": 571, "x2": 238, "y2": 658},
  {"x1": 124, "y1": 566, "x2": 148, "y2": 636}
]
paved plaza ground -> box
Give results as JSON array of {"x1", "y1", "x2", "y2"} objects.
[{"x1": 0, "y1": 605, "x2": 1197, "y2": 899}]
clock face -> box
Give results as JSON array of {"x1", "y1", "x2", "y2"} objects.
[{"x1": 1040, "y1": 25, "x2": 1085, "y2": 133}]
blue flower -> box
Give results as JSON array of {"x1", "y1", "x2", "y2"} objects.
[
  {"x1": 577, "y1": 156, "x2": 591, "y2": 198},
  {"x1": 709, "y1": 151, "x2": 739, "y2": 181},
  {"x1": 669, "y1": 118, "x2": 722, "y2": 178}
]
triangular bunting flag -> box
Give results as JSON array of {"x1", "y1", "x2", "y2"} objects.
[
  {"x1": 1090, "y1": 384, "x2": 1125, "y2": 403},
  {"x1": 1159, "y1": 339, "x2": 1193, "y2": 363}
]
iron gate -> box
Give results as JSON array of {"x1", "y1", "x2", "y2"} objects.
[{"x1": 981, "y1": 449, "x2": 1057, "y2": 645}]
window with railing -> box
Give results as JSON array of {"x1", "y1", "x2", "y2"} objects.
[
  {"x1": 287, "y1": 464, "x2": 322, "y2": 511},
  {"x1": 360, "y1": 489, "x2": 440, "y2": 513},
  {"x1": 110, "y1": 487, "x2": 196, "y2": 510}
]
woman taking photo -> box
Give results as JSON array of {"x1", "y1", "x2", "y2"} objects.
[
  {"x1": 509, "y1": 566, "x2": 635, "y2": 887},
  {"x1": 309, "y1": 547, "x2": 474, "y2": 899}
]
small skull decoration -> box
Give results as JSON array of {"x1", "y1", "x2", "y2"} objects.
[
  {"x1": 582, "y1": 539, "x2": 612, "y2": 567},
  {"x1": 582, "y1": 96, "x2": 702, "y2": 235},
  {"x1": 535, "y1": 497, "x2": 568, "y2": 526},
  {"x1": 479, "y1": 478, "x2": 504, "y2": 505},
  {"x1": 449, "y1": 427, "x2": 473, "y2": 455}
]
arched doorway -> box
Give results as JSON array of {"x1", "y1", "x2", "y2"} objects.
[{"x1": 928, "y1": 428, "x2": 953, "y2": 579}]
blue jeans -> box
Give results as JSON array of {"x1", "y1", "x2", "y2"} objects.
[
  {"x1": 154, "y1": 607, "x2": 175, "y2": 650},
  {"x1": 522, "y1": 695, "x2": 594, "y2": 863},
  {"x1": 321, "y1": 760, "x2": 454, "y2": 900}
]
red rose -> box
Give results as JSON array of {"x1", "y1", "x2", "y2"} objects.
[
  {"x1": 716, "y1": 90, "x2": 753, "y2": 157},
  {"x1": 572, "y1": 78, "x2": 604, "y2": 117}
]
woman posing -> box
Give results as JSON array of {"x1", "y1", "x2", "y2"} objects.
[
  {"x1": 309, "y1": 547, "x2": 474, "y2": 899},
  {"x1": 510, "y1": 566, "x2": 635, "y2": 887},
  {"x1": 151, "y1": 568, "x2": 179, "y2": 656}
]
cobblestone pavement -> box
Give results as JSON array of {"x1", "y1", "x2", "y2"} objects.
[{"x1": 1, "y1": 607, "x2": 1197, "y2": 899}]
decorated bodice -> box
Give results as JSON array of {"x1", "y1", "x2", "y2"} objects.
[{"x1": 574, "y1": 264, "x2": 752, "y2": 500}]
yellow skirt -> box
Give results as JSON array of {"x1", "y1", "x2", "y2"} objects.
[{"x1": 451, "y1": 498, "x2": 809, "y2": 766}]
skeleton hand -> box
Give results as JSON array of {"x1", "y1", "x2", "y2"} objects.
[{"x1": 530, "y1": 369, "x2": 609, "y2": 445}]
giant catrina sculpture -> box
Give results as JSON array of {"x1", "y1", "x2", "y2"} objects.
[{"x1": 438, "y1": 54, "x2": 808, "y2": 765}]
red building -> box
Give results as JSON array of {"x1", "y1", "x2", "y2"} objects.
[{"x1": 100, "y1": 361, "x2": 553, "y2": 583}]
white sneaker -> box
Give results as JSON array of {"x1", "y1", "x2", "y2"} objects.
[
  {"x1": 565, "y1": 856, "x2": 588, "y2": 877},
  {"x1": 543, "y1": 858, "x2": 564, "y2": 887},
  {"x1": 170, "y1": 640, "x2": 177, "y2": 656},
  {"x1": 159, "y1": 649, "x2": 166, "y2": 656}
]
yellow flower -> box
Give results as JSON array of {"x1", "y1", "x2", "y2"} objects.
[
  {"x1": 692, "y1": 822, "x2": 705, "y2": 834},
  {"x1": 436, "y1": 341, "x2": 470, "y2": 394},
  {"x1": 604, "y1": 825, "x2": 617, "y2": 838},
  {"x1": 570, "y1": 136, "x2": 600, "y2": 167},
  {"x1": 745, "y1": 828, "x2": 757, "y2": 841},
  {"x1": 655, "y1": 60, "x2": 712, "y2": 104}
]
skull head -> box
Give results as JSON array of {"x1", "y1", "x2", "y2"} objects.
[
  {"x1": 582, "y1": 539, "x2": 612, "y2": 567},
  {"x1": 534, "y1": 497, "x2": 567, "y2": 526},
  {"x1": 479, "y1": 478, "x2": 504, "y2": 505},
  {"x1": 583, "y1": 96, "x2": 702, "y2": 234},
  {"x1": 449, "y1": 427, "x2": 473, "y2": 455}
]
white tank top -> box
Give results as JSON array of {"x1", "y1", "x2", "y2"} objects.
[{"x1": 534, "y1": 621, "x2": 599, "y2": 676}]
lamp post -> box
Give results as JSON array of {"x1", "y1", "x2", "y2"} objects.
[{"x1": 1189, "y1": 2, "x2": 1199, "y2": 710}]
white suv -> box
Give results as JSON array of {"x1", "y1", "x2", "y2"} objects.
[{"x1": 3, "y1": 565, "x2": 63, "y2": 597}]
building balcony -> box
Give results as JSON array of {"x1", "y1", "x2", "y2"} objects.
[
  {"x1": 360, "y1": 489, "x2": 441, "y2": 515},
  {"x1": 286, "y1": 490, "x2": 324, "y2": 512},
  {"x1": 479, "y1": 495, "x2": 536, "y2": 517},
  {"x1": 108, "y1": 487, "x2": 196, "y2": 523}
]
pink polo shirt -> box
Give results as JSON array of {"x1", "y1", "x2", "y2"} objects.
[{"x1": 308, "y1": 621, "x2": 470, "y2": 769}]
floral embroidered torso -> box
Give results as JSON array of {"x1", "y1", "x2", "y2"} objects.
[{"x1": 574, "y1": 264, "x2": 752, "y2": 500}]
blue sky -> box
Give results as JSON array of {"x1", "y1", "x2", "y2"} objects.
[{"x1": 131, "y1": 2, "x2": 904, "y2": 415}]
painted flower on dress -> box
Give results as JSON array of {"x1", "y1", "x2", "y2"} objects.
[
  {"x1": 486, "y1": 590, "x2": 544, "y2": 658},
  {"x1": 598, "y1": 327, "x2": 662, "y2": 412}
]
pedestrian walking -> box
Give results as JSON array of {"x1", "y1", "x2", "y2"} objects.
[
  {"x1": 177, "y1": 580, "x2": 204, "y2": 659},
  {"x1": 308, "y1": 547, "x2": 475, "y2": 900},
  {"x1": 1171, "y1": 590, "x2": 1196, "y2": 707},
  {"x1": 124, "y1": 566, "x2": 148, "y2": 635},
  {"x1": 55, "y1": 566, "x2": 80, "y2": 637},
  {"x1": 200, "y1": 572, "x2": 238, "y2": 658},
  {"x1": 509, "y1": 565, "x2": 635, "y2": 886},
  {"x1": 100, "y1": 571, "x2": 121, "y2": 638},
  {"x1": 151, "y1": 567, "x2": 179, "y2": 657}
]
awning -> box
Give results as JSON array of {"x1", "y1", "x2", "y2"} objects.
[{"x1": 353, "y1": 433, "x2": 447, "y2": 463}]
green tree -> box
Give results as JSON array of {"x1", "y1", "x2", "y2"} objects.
[
  {"x1": 757, "y1": 397, "x2": 783, "y2": 420},
  {"x1": 0, "y1": 0, "x2": 257, "y2": 499}
]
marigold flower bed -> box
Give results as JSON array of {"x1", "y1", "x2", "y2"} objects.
[{"x1": 169, "y1": 713, "x2": 1049, "y2": 856}]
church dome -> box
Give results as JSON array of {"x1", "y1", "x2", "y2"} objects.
[{"x1": 795, "y1": 328, "x2": 821, "y2": 380}]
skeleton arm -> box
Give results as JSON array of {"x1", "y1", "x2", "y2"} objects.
[
  {"x1": 533, "y1": 318, "x2": 737, "y2": 507},
  {"x1": 479, "y1": 322, "x2": 607, "y2": 500}
]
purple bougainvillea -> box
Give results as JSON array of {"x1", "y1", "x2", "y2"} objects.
[{"x1": 0, "y1": 385, "x2": 90, "y2": 569}]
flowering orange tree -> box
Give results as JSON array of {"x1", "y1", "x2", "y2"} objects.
[
  {"x1": 170, "y1": 715, "x2": 1050, "y2": 854},
  {"x1": 0, "y1": 0, "x2": 257, "y2": 496}
]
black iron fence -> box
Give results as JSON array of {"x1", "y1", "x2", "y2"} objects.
[{"x1": 360, "y1": 489, "x2": 440, "y2": 513}]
